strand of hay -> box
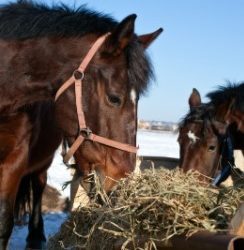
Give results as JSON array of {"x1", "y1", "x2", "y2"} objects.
[{"x1": 48, "y1": 168, "x2": 244, "y2": 250}]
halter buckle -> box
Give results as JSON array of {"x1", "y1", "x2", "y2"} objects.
[
  {"x1": 73, "y1": 69, "x2": 85, "y2": 80},
  {"x1": 80, "y1": 127, "x2": 92, "y2": 138}
]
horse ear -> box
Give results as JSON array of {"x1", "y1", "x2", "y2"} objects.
[
  {"x1": 105, "y1": 14, "x2": 137, "y2": 56},
  {"x1": 212, "y1": 120, "x2": 228, "y2": 135},
  {"x1": 189, "y1": 88, "x2": 201, "y2": 109},
  {"x1": 138, "y1": 28, "x2": 163, "y2": 49}
]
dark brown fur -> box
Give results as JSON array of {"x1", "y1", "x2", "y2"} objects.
[
  {"x1": 178, "y1": 85, "x2": 244, "y2": 181},
  {"x1": 0, "y1": 1, "x2": 162, "y2": 249}
]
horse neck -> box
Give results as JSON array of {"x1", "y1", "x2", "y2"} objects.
[
  {"x1": 212, "y1": 100, "x2": 232, "y2": 123},
  {"x1": 41, "y1": 35, "x2": 96, "y2": 91},
  {"x1": 0, "y1": 35, "x2": 96, "y2": 113}
]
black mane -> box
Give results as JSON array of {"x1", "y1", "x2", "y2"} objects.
[
  {"x1": 179, "y1": 82, "x2": 244, "y2": 135},
  {"x1": 0, "y1": 0, "x2": 153, "y2": 95},
  {"x1": 0, "y1": 0, "x2": 117, "y2": 39},
  {"x1": 207, "y1": 82, "x2": 244, "y2": 112},
  {"x1": 179, "y1": 103, "x2": 214, "y2": 127}
]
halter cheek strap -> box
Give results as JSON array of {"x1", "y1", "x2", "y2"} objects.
[{"x1": 55, "y1": 33, "x2": 138, "y2": 163}]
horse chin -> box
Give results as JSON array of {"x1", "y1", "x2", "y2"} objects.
[
  {"x1": 92, "y1": 165, "x2": 122, "y2": 192},
  {"x1": 180, "y1": 162, "x2": 214, "y2": 184},
  {"x1": 73, "y1": 144, "x2": 136, "y2": 192},
  {"x1": 93, "y1": 160, "x2": 134, "y2": 192}
]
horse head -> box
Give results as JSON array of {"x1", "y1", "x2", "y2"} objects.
[
  {"x1": 54, "y1": 16, "x2": 162, "y2": 191},
  {"x1": 178, "y1": 88, "x2": 229, "y2": 182}
]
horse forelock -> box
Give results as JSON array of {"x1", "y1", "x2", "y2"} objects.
[
  {"x1": 178, "y1": 103, "x2": 218, "y2": 139},
  {"x1": 126, "y1": 40, "x2": 153, "y2": 96},
  {"x1": 179, "y1": 104, "x2": 212, "y2": 127}
]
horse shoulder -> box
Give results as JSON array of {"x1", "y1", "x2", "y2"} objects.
[
  {"x1": 0, "y1": 38, "x2": 58, "y2": 113},
  {"x1": 0, "y1": 113, "x2": 32, "y2": 163}
]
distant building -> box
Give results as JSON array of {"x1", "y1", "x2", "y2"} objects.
[
  {"x1": 138, "y1": 120, "x2": 151, "y2": 130},
  {"x1": 138, "y1": 120, "x2": 178, "y2": 132}
]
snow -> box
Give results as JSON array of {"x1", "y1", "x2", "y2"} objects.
[
  {"x1": 47, "y1": 152, "x2": 72, "y2": 198},
  {"x1": 8, "y1": 130, "x2": 178, "y2": 249},
  {"x1": 137, "y1": 130, "x2": 179, "y2": 158}
]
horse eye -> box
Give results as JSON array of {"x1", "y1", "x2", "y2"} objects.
[
  {"x1": 107, "y1": 94, "x2": 121, "y2": 106},
  {"x1": 208, "y1": 145, "x2": 216, "y2": 152}
]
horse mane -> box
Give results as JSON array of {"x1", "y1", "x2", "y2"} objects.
[
  {"x1": 207, "y1": 82, "x2": 244, "y2": 112},
  {"x1": 0, "y1": 0, "x2": 117, "y2": 39},
  {"x1": 178, "y1": 103, "x2": 218, "y2": 139},
  {"x1": 0, "y1": 0, "x2": 153, "y2": 95},
  {"x1": 179, "y1": 103, "x2": 213, "y2": 127},
  {"x1": 179, "y1": 82, "x2": 244, "y2": 136}
]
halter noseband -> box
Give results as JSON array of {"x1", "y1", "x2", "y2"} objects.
[{"x1": 55, "y1": 33, "x2": 138, "y2": 163}]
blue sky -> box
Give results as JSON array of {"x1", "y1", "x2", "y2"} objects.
[{"x1": 1, "y1": 0, "x2": 244, "y2": 122}]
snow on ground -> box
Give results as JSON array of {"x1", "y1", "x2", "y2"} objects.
[
  {"x1": 47, "y1": 151, "x2": 72, "y2": 198},
  {"x1": 137, "y1": 130, "x2": 179, "y2": 158},
  {"x1": 9, "y1": 130, "x2": 179, "y2": 250}
]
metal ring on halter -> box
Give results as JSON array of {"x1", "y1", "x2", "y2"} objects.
[
  {"x1": 80, "y1": 127, "x2": 92, "y2": 138},
  {"x1": 73, "y1": 69, "x2": 85, "y2": 80}
]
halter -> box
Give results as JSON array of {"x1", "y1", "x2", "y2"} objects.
[
  {"x1": 212, "y1": 130, "x2": 235, "y2": 186},
  {"x1": 55, "y1": 33, "x2": 138, "y2": 163},
  {"x1": 212, "y1": 137, "x2": 233, "y2": 186}
]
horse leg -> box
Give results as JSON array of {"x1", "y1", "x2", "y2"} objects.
[
  {"x1": 0, "y1": 197, "x2": 14, "y2": 249},
  {"x1": 0, "y1": 149, "x2": 29, "y2": 250},
  {"x1": 26, "y1": 167, "x2": 50, "y2": 250}
]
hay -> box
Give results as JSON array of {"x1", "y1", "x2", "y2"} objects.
[{"x1": 48, "y1": 168, "x2": 244, "y2": 250}]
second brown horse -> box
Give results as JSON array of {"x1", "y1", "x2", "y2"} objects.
[{"x1": 178, "y1": 83, "x2": 244, "y2": 185}]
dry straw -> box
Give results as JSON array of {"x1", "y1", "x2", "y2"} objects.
[{"x1": 48, "y1": 168, "x2": 244, "y2": 250}]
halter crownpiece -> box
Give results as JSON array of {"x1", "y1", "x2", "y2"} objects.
[
  {"x1": 55, "y1": 33, "x2": 138, "y2": 163},
  {"x1": 55, "y1": 33, "x2": 111, "y2": 101}
]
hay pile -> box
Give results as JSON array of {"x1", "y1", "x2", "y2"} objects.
[{"x1": 48, "y1": 168, "x2": 244, "y2": 250}]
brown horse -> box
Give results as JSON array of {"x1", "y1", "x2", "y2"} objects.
[
  {"x1": 178, "y1": 84, "x2": 244, "y2": 185},
  {"x1": 0, "y1": 1, "x2": 162, "y2": 249}
]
